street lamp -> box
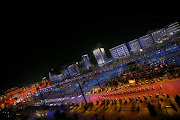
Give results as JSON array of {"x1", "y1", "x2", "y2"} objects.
[{"x1": 78, "y1": 82, "x2": 87, "y2": 104}]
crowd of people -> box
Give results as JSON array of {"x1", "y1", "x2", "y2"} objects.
[
  {"x1": 32, "y1": 37, "x2": 180, "y2": 119},
  {"x1": 100, "y1": 84, "x2": 162, "y2": 99},
  {"x1": 48, "y1": 61, "x2": 180, "y2": 102},
  {"x1": 107, "y1": 62, "x2": 180, "y2": 87},
  {"x1": 54, "y1": 93, "x2": 180, "y2": 120}
]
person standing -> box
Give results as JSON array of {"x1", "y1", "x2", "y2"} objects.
[
  {"x1": 159, "y1": 84, "x2": 162, "y2": 90},
  {"x1": 152, "y1": 85, "x2": 154, "y2": 90}
]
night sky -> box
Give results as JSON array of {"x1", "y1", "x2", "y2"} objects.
[{"x1": 1, "y1": 8, "x2": 179, "y2": 93}]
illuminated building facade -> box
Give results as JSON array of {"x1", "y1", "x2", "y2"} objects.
[
  {"x1": 109, "y1": 43, "x2": 130, "y2": 59},
  {"x1": 150, "y1": 28, "x2": 167, "y2": 43},
  {"x1": 128, "y1": 39, "x2": 141, "y2": 53},
  {"x1": 165, "y1": 21, "x2": 180, "y2": 36},
  {"x1": 93, "y1": 46, "x2": 107, "y2": 67},
  {"x1": 68, "y1": 64, "x2": 80, "y2": 77},
  {"x1": 0, "y1": 79, "x2": 50, "y2": 109},
  {"x1": 49, "y1": 72, "x2": 64, "y2": 82},
  {"x1": 61, "y1": 65, "x2": 71, "y2": 79},
  {"x1": 49, "y1": 69, "x2": 64, "y2": 82},
  {"x1": 57, "y1": 74, "x2": 64, "y2": 81},
  {"x1": 81, "y1": 54, "x2": 92, "y2": 70},
  {"x1": 138, "y1": 34, "x2": 154, "y2": 48}
]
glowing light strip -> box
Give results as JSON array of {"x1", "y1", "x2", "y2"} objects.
[{"x1": 98, "y1": 48, "x2": 105, "y2": 63}]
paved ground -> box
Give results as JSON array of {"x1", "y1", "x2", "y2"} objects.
[
  {"x1": 69, "y1": 78, "x2": 180, "y2": 103},
  {"x1": 27, "y1": 78, "x2": 180, "y2": 120},
  {"x1": 67, "y1": 78, "x2": 180, "y2": 120}
]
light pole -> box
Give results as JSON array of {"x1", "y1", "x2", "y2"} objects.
[{"x1": 78, "y1": 82, "x2": 87, "y2": 104}]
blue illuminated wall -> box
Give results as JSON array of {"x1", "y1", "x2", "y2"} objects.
[
  {"x1": 81, "y1": 54, "x2": 92, "y2": 69},
  {"x1": 68, "y1": 64, "x2": 80, "y2": 77},
  {"x1": 109, "y1": 43, "x2": 130, "y2": 59},
  {"x1": 138, "y1": 34, "x2": 154, "y2": 48},
  {"x1": 128, "y1": 39, "x2": 141, "y2": 53}
]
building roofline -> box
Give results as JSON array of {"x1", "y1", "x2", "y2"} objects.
[
  {"x1": 109, "y1": 43, "x2": 126, "y2": 51},
  {"x1": 139, "y1": 34, "x2": 151, "y2": 39},
  {"x1": 128, "y1": 39, "x2": 138, "y2": 43}
]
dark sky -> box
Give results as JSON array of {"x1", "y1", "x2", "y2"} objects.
[{"x1": 1, "y1": 7, "x2": 179, "y2": 93}]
